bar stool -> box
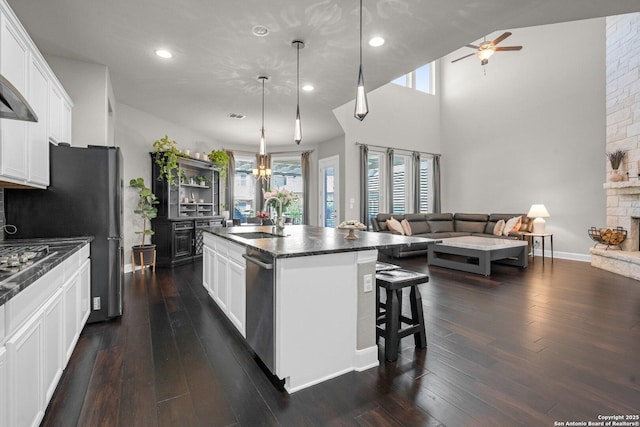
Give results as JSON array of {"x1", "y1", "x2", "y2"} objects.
[{"x1": 376, "y1": 269, "x2": 428, "y2": 362}]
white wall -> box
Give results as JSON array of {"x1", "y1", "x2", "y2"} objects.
[
  {"x1": 441, "y1": 18, "x2": 606, "y2": 257},
  {"x1": 45, "y1": 55, "x2": 114, "y2": 147},
  {"x1": 317, "y1": 135, "x2": 345, "y2": 223},
  {"x1": 115, "y1": 102, "x2": 224, "y2": 270},
  {"x1": 334, "y1": 74, "x2": 442, "y2": 222}
]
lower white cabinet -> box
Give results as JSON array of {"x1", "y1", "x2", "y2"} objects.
[
  {"x1": 42, "y1": 288, "x2": 64, "y2": 403},
  {"x1": 63, "y1": 269, "x2": 81, "y2": 363},
  {"x1": 203, "y1": 234, "x2": 246, "y2": 337},
  {"x1": 1, "y1": 242, "x2": 90, "y2": 427},
  {"x1": 79, "y1": 260, "x2": 91, "y2": 326},
  {"x1": 213, "y1": 250, "x2": 229, "y2": 312},
  {"x1": 0, "y1": 346, "x2": 8, "y2": 427},
  {"x1": 228, "y1": 257, "x2": 246, "y2": 336},
  {"x1": 202, "y1": 245, "x2": 215, "y2": 297},
  {"x1": 7, "y1": 310, "x2": 44, "y2": 427}
]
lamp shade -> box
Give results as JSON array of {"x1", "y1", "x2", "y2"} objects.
[
  {"x1": 527, "y1": 204, "x2": 550, "y2": 218},
  {"x1": 527, "y1": 204, "x2": 550, "y2": 234}
]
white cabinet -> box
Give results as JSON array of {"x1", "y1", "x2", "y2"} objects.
[
  {"x1": 1, "y1": 242, "x2": 89, "y2": 427},
  {"x1": 48, "y1": 85, "x2": 72, "y2": 145},
  {"x1": 48, "y1": 84, "x2": 62, "y2": 143},
  {"x1": 0, "y1": 0, "x2": 73, "y2": 188},
  {"x1": 0, "y1": 346, "x2": 7, "y2": 427},
  {"x1": 7, "y1": 311, "x2": 44, "y2": 427},
  {"x1": 228, "y1": 257, "x2": 246, "y2": 336},
  {"x1": 27, "y1": 55, "x2": 50, "y2": 186},
  {"x1": 203, "y1": 234, "x2": 246, "y2": 336},
  {"x1": 213, "y1": 249, "x2": 228, "y2": 312},
  {"x1": 79, "y1": 259, "x2": 91, "y2": 326},
  {"x1": 0, "y1": 13, "x2": 29, "y2": 181},
  {"x1": 202, "y1": 245, "x2": 215, "y2": 297},
  {"x1": 61, "y1": 98, "x2": 72, "y2": 143},
  {"x1": 62, "y1": 269, "x2": 81, "y2": 364},
  {"x1": 42, "y1": 288, "x2": 63, "y2": 403}
]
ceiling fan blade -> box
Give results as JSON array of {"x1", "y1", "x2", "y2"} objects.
[
  {"x1": 491, "y1": 32, "x2": 512, "y2": 46},
  {"x1": 495, "y1": 46, "x2": 522, "y2": 51},
  {"x1": 451, "y1": 53, "x2": 475, "y2": 63},
  {"x1": 465, "y1": 44, "x2": 480, "y2": 49}
]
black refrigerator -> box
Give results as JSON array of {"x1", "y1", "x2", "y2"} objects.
[{"x1": 5, "y1": 144, "x2": 124, "y2": 323}]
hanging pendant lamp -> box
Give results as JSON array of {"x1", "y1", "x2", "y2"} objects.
[
  {"x1": 292, "y1": 40, "x2": 304, "y2": 144},
  {"x1": 253, "y1": 76, "x2": 271, "y2": 181},
  {"x1": 354, "y1": 0, "x2": 369, "y2": 121}
]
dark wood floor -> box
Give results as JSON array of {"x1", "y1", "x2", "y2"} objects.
[{"x1": 41, "y1": 254, "x2": 640, "y2": 427}]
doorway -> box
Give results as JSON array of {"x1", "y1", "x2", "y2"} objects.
[{"x1": 318, "y1": 156, "x2": 339, "y2": 227}]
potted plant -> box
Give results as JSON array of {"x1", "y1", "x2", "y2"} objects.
[
  {"x1": 129, "y1": 177, "x2": 159, "y2": 269},
  {"x1": 152, "y1": 135, "x2": 184, "y2": 185},
  {"x1": 208, "y1": 149, "x2": 229, "y2": 178},
  {"x1": 607, "y1": 149, "x2": 626, "y2": 182}
]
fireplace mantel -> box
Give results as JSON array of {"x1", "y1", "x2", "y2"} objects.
[{"x1": 603, "y1": 181, "x2": 640, "y2": 194}]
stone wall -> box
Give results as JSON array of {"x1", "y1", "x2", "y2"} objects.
[
  {"x1": 605, "y1": 13, "x2": 640, "y2": 250},
  {"x1": 606, "y1": 13, "x2": 640, "y2": 175}
]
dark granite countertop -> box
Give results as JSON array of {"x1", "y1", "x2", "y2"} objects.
[
  {"x1": 206, "y1": 225, "x2": 436, "y2": 258},
  {"x1": 0, "y1": 236, "x2": 93, "y2": 307}
]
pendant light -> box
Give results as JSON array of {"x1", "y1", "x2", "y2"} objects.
[
  {"x1": 292, "y1": 40, "x2": 304, "y2": 144},
  {"x1": 354, "y1": 0, "x2": 369, "y2": 121},
  {"x1": 253, "y1": 76, "x2": 272, "y2": 181}
]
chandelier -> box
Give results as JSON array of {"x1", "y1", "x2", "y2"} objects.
[{"x1": 253, "y1": 76, "x2": 271, "y2": 181}]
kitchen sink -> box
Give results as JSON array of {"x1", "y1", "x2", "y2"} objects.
[{"x1": 230, "y1": 232, "x2": 285, "y2": 239}]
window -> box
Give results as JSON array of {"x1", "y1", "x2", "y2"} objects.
[
  {"x1": 367, "y1": 151, "x2": 384, "y2": 223},
  {"x1": 390, "y1": 62, "x2": 434, "y2": 94},
  {"x1": 418, "y1": 157, "x2": 434, "y2": 213},
  {"x1": 233, "y1": 156, "x2": 257, "y2": 223},
  {"x1": 270, "y1": 157, "x2": 303, "y2": 224},
  {"x1": 391, "y1": 153, "x2": 411, "y2": 214},
  {"x1": 362, "y1": 149, "x2": 436, "y2": 222}
]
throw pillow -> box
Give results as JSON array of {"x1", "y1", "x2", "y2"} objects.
[
  {"x1": 503, "y1": 216, "x2": 522, "y2": 236},
  {"x1": 493, "y1": 219, "x2": 505, "y2": 236},
  {"x1": 400, "y1": 219, "x2": 412, "y2": 236},
  {"x1": 386, "y1": 217, "x2": 405, "y2": 235}
]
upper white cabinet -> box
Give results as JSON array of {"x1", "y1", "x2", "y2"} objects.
[
  {"x1": 27, "y1": 56, "x2": 49, "y2": 186},
  {"x1": 0, "y1": 13, "x2": 29, "y2": 182},
  {"x1": 0, "y1": 0, "x2": 72, "y2": 188},
  {"x1": 49, "y1": 83, "x2": 72, "y2": 145}
]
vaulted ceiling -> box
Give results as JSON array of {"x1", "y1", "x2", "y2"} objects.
[{"x1": 8, "y1": 0, "x2": 640, "y2": 147}]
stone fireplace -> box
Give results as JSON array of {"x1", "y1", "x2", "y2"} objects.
[{"x1": 590, "y1": 13, "x2": 640, "y2": 279}]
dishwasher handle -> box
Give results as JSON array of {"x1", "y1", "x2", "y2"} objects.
[{"x1": 242, "y1": 253, "x2": 274, "y2": 270}]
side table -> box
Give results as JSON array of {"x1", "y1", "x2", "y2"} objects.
[{"x1": 523, "y1": 232, "x2": 553, "y2": 264}]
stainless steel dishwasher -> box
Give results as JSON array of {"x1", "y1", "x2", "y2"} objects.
[{"x1": 242, "y1": 248, "x2": 276, "y2": 372}]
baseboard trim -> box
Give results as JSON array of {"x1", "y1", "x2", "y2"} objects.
[{"x1": 531, "y1": 249, "x2": 590, "y2": 262}]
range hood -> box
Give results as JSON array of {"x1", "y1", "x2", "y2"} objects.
[{"x1": 0, "y1": 73, "x2": 38, "y2": 122}]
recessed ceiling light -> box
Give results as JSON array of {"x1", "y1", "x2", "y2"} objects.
[
  {"x1": 302, "y1": 84, "x2": 314, "y2": 92},
  {"x1": 252, "y1": 25, "x2": 270, "y2": 37},
  {"x1": 155, "y1": 49, "x2": 173, "y2": 59},
  {"x1": 369, "y1": 36, "x2": 385, "y2": 47}
]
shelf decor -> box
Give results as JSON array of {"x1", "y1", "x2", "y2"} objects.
[{"x1": 152, "y1": 135, "x2": 184, "y2": 185}]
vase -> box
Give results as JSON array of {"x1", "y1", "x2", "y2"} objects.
[
  {"x1": 275, "y1": 213, "x2": 285, "y2": 232},
  {"x1": 609, "y1": 169, "x2": 624, "y2": 182}
]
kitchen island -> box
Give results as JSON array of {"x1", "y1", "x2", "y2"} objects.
[{"x1": 203, "y1": 225, "x2": 433, "y2": 393}]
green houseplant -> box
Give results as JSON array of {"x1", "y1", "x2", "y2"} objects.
[
  {"x1": 130, "y1": 177, "x2": 159, "y2": 268},
  {"x1": 208, "y1": 149, "x2": 229, "y2": 178},
  {"x1": 152, "y1": 135, "x2": 184, "y2": 185}
]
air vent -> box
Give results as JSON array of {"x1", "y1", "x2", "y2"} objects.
[{"x1": 228, "y1": 113, "x2": 246, "y2": 119}]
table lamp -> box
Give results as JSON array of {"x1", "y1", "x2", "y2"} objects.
[{"x1": 527, "y1": 204, "x2": 550, "y2": 234}]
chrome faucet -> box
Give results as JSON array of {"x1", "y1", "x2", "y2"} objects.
[
  {"x1": 264, "y1": 196, "x2": 285, "y2": 233},
  {"x1": 264, "y1": 196, "x2": 283, "y2": 216}
]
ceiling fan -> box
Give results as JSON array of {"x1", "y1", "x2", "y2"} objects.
[{"x1": 451, "y1": 32, "x2": 522, "y2": 66}]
